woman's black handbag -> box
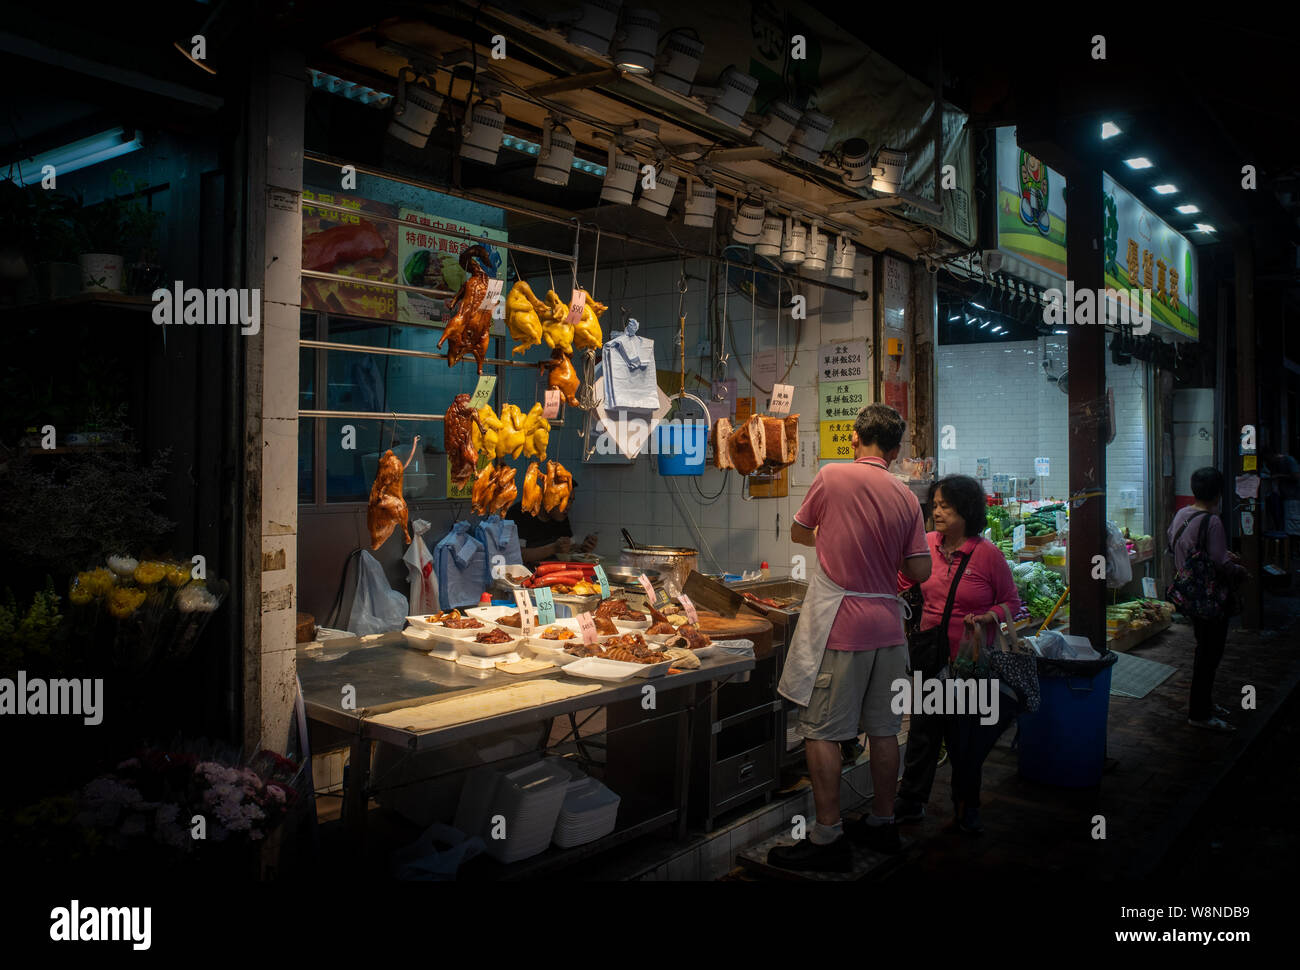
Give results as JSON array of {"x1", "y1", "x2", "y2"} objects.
[{"x1": 907, "y1": 550, "x2": 971, "y2": 677}]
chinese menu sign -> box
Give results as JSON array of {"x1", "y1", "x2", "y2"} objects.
[
  {"x1": 396, "y1": 209, "x2": 509, "y2": 324},
  {"x1": 300, "y1": 188, "x2": 400, "y2": 320},
  {"x1": 819, "y1": 380, "x2": 869, "y2": 460},
  {"x1": 819, "y1": 341, "x2": 868, "y2": 381}
]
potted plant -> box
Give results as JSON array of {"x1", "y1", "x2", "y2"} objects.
[{"x1": 73, "y1": 169, "x2": 164, "y2": 295}]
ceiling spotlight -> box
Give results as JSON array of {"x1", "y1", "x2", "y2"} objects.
[
  {"x1": 803, "y1": 221, "x2": 828, "y2": 273},
  {"x1": 683, "y1": 173, "x2": 718, "y2": 228},
  {"x1": 732, "y1": 196, "x2": 766, "y2": 244},
  {"x1": 655, "y1": 28, "x2": 702, "y2": 94},
  {"x1": 459, "y1": 96, "x2": 505, "y2": 164},
  {"x1": 565, "y1": 0, "x2": 623, "y2": 56},
  {"x1": 839, "y1": 138, "x2": 871, "y2": 188},
  {"x1": 1101, "y1": 121, "x2": 1121, "y2": 139},
  {"x1": 754, "y1": 211, "x2": 783, "y2": 256},
  {"x1": 600, "y1": 143, "x2": 639, "y2": 204},
  {"x1": 636, "y1": 162, "x2": 679, "y2": 216},
  {"x1": 991, "y1": 326, "x2": 1003, "y2": 333},
  {"x1": 1124, "y1": 156, "x2": 1153, "y2": 169},
  {"x1": 1176, "y1": 203, "x2": 1200, "y2": 214},
  {"x1": 1152, "y1": 183, "x2": 1178, "y2": 194},
  {"x1": 970, "y1": 301, "x2": 986, "y2": 309},
  {"x1": 700, "y1": 66, "x2": 759, "y2": 127},
  {"x1": 534, "y1": 117, "x2": 576, "y2": 185},
  {"x1": 980, "y1": 320, "x2": 991, "y2": 329},
  {"x1": 871, "y1": 147, "x2": 908, "y2": 194},
  {"x1": 613, "y1": 7, "x2": 659, "y2": 74},
  {"x1": 829, "y1": 235, "x2": 856, "y2": 279},
  {"x1": 780, "y1": 215, "x2": 807, "y2": 265},
  {"x1": 1194, "y1": 223, "x2": 1216, "y2": 233},
  {"x1": 788, "y1": 110, "x2": 832, "y2": 162},
  {"x1": 948, "y1": 314, "x2": 961, "y2": 322},
  {"x1": 387, "y1": 67, "x2": 444, "y2": 149},
  {"x1": 753, "y1": 100, "x2": 802, "y2": 152}
]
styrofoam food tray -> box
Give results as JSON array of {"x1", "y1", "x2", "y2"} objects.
[
  {"x1": 561, "y1": 657, "x2": 644, "y2": 681},
  {"x1": 467, "y1": 605, "x2": 521, "y2": 627},
  {"x1": 612, "y1": 618, "x2": 651, "y2": 632},
  {"x1": 465, "y1": 633, "x2": 525, "y2": 657},
  {"x1": 524, "y1": 641, "x2": 581, "y2": 666}
]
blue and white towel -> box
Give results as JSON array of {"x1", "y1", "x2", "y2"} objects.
[
  {"x1": 602, "y1": 318, "x2": 659, "y2": 411},
  {"x1": 473, "y1": 515, "x2": 522, "y2": 587},
  {"x1": 433, "y1": 521, "x2": 487, "y2": 609}
]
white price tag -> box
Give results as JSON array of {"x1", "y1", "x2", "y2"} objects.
[
  {"x1": 513, "y1": 590, "x2": 536, "y2": 633},
  {"x1": 566, "y1": 288, "x2": 586, "y2": 326},
  {"x1": 1141, "y1": 577, "x2": 1157, "y2": 599},
  {"x1": 543, "y1": 388, "x2": 561, "y2": 419},
  {"x1": 1012, "y1": 525, "x2": 1026, "y2": 553},
  {"x1": 468, "y1": 375, "x2": 497, "y2": 409},
  {"x1": 679, "y1": 594, "x2": 698, "y2": 624},
  {"x1": 770, "y1": 383, "x2": 795, "y2": 416},
  {"x1": 1055, "y1": 510, "x2": 1068, "y2": 533},
  {"x1": 484, "y1": 277, "x2": 504, "y2": 318},
  {"x1": 1035, "y1": 457, "x2": 1050, "y2": 477},
  {"x1": 576, "y1": 612, "x2": 597, "y2": 644}
]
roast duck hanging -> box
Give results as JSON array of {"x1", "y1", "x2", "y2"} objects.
[
  {"x1": 367, "y1": 436, "x2": 420, "y2": 550},
  {"x1": 439, "y1": 245, "x2": 496, "y2": 374},
  {"x1": 444, "y1": 394, "x2": 485, "y2": 488}
]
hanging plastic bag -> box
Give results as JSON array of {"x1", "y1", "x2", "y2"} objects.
[
  {"x1": 950, "y1": 621, "x2": 990, "y2": 679},
  {"x1": 402, "y1": 519, "x2": 439, "y2": 615},
  {"x1": 349, "y1": 549, "x2": 409, "y2": 635},
  {"x1": 1104, "y1": 520, "x2": 1133, "y2": 588}
]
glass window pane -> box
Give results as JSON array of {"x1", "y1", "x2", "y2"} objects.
[
  {"x1": 324, "y1": 418, "x2": 444, "y2": 503},
  {"x1": 298, "y1": 417, "x2": 314, "y2": 504}
]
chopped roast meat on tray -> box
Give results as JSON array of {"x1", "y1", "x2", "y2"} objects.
[
  {"x1": 441, "y1": 617, "x2": 484, "y2": 629},
  {"x1": 497, "y1": 612, "x2": 523, "y2": 628},
  {"x1": 593, "y1": 616, "x2": 619, "y2": 635},
  {"x1": 474, "y1": 628, "x2": 512, "y2": 644}
]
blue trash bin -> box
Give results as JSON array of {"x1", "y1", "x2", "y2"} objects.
[{"x1": 1017, "y1": 655, "x2": 1116, "y2": 787}]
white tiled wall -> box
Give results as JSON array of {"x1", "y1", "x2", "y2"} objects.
[
  {"x1": 935, "y1": 337, "x2": 1150, "y2": 534},
  {"x1": 538, "y1": 254, "x2": 874, "y2": 577}
]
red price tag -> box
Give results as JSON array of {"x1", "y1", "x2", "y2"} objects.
[
  {"x1": 543, "y1": 388, "x2": 561, "y2": 419},
  {"x1": 565, "y1": 288, "x2": 586, "y2": 326},
  {"x1": 638, "y1": 573, "x2": 656, "y2": 603},
  {"x1": 679, "y1": 594, "x2": 698, "y2": 624},
  {"x1": 576, "y1": 612, "x2": 597, "y2": 644}
]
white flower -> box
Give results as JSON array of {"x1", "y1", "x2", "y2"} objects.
[
  {"x1": 107, "y1": 554, "x2": 139, "y2": 578},
  {"x1": 177, "y1": 586, "x2": 219, "y2": 613}
]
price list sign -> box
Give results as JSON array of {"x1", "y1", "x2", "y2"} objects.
[
  {"x1": 819, "y1": 379, "x2": 870, "y2": 460},
  {"x1": 818, "y1": 341, "x2": 868, "y2": 381}
]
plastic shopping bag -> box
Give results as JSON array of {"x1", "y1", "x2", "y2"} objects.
[
  {"x1": 1104, "y1": 520, "x2": 1133, "y2": 588},
  {"x1": 348, "y1": 549, "x2": 409, "y2": 635},
  {"x1": 402, "y1": 519, "x2": 439, "y2": 615},
  {"x1": 950, "y1": 621, "x2": 989, "y2": 678}
]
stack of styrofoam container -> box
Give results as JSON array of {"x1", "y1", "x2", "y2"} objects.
[
  {"x1": 550, "y1": 758, "x2": 621, "y2": 849},
  {"x1": 453, "y1": 760, "x2": 570, "y2": 864}
]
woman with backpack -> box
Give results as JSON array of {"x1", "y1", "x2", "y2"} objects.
[{"x1": 1167, "y1": 467, "x2": 1249, "y2": 733}]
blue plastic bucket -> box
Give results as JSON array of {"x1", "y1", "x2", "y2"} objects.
[
  {"x1": 1016, "y1": 663, "x2": 1113, "y2": 787},
  {"x1": 655, "y1": 422, "x2": 707, "y2": 476}
]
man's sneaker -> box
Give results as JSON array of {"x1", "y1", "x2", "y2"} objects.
[
  {"x1": 847, "y1": 817, "x2": 901, "y2": 854},
  {"x1": 894, "y1": 797, "x2": 926, "y2": 823},
  {"x1": 767, "y1": 835, "x2": 852, "y2": 873},
  {"x1": 1188, "y1": 716, "x2": 1237, "y2": 733}
]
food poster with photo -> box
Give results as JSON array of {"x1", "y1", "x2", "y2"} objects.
[
  {"x1": 1101, "y1": 173, "x2": 1199, "y2": 340},
  {"x1": 396, "y1": 209, "x2": 509, "y2": 325},
  {"x1": 300, "y1": 188, "x2": 399, "y2": 320},
  {"x1": 994, "y1": 126, "x2": 1068, "y2": 281}
]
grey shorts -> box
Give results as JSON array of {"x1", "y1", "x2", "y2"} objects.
[{"x1": 794, "y1": 643, "x2": 908, "y2": 741}]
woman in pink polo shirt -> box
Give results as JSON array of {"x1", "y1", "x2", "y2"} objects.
[{"x1": 895, "y1": 475, "x2": 1021, "y2": 835}]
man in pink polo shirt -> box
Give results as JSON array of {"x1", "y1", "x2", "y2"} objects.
[{"x1": 769, "y1": 404, "x2": 930, "y2": 872}]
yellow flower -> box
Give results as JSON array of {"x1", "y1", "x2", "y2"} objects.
[
  {"x1": 165, "y1": 565, "x2": 191, "y2": 588},
  {"x1": 68, "y1": 580, "x2": 93, "y2": 606},
  {"x1": 107, "y1": 587, "x2": 147, "y2": 619},
  {"x1": 133, "y1": 561, "x2": 168, "y2": 586},
  {"x1": 80, "y1": 568, "x2": 117, "y2": 597}
]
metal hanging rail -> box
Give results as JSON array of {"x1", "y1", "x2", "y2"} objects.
[{"x1": 299, "y1": 338, "x2": 549, "y2": 371}]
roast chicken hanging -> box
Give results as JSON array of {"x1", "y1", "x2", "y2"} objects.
[
  {"x1": 521, "y1": 461, "x2": 543, "y2": 516},
  {"x1": 366, "y1": 436, "x2": 420, "y2": 550},
  {"x1": 572, "y1": 289, "x2": 607, "y2": 350},
  {"x1": 542, "y1": 460, "x2": 574, "y2": 516},
  {"x1": 438, "y1": 245, "x2": 495, "y2": 374},
  {"x1": 445, "y1": 394, "x2": 485, "y2": 487},
  {"x1": 506, "y1": 280, "x2": 547, "y2": 355},
  {"x1": 542, "y1": 348, "x2": 580, "y2": 407}
]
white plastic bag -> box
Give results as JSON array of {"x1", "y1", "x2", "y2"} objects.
[
  {"x1": 1104, "y1": 520, "x2": 1132, "y2": 588},
  {"x1": 402, "y1": 519, "x2": 439, "y2": 615},
  {"x1": 349, "y1": 549, "x2": 409, "y2": 635},
  {"x1": 1029, "y1": 629, "x2": 1069, "y2": 659}
]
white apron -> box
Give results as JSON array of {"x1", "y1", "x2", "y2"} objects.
[{"x1": 778, "y1": 568, "x2": 912, "y2": 707}]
